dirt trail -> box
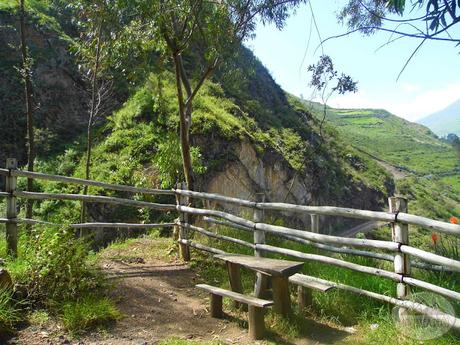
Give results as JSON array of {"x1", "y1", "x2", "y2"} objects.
[{"x1": 6, "y1": 238, "x2": 351, "y2": 345}]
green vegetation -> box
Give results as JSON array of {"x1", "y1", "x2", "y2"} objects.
[{"x1": 0, "y1": 225, "x2": 119, "y2": 333}]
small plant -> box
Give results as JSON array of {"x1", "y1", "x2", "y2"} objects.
[
  {"x1": 0, "y1": 288, "x2": 22, "y2": 331},
  {"x1": 61, "y1": 295, "x2": 121, "y2": 333}
]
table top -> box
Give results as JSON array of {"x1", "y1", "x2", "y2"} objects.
[{"x1": 214, "y1": 254, "x2": 304, "y2": 277}]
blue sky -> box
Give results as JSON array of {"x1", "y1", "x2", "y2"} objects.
[{"x1": 248, "y1": 1, "x2": 460, "y2": 122}]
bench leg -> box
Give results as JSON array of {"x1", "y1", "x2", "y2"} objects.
[
  {"x1": 272, "y1": 276, "x2": 291, "y2": 317},
  {"x1": 298, "y1": 286, "x2": 312, "y2": 311},
  {"x1": 227, "y1": 262, "x2": 246, "y2": 310},
  {"x1": 210, "y1": 293, "x2": 223, "y2": 318},
  {"x1": 248, "y1": 306, "x2": 265, "y2": 340}
]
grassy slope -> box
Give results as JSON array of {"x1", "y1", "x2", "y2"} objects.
[{"x1": 305, "y1": 101, "x2": 460, "y2": 218}]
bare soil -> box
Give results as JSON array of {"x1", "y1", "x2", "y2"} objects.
[{"x1": 4, "y1": 237, "x2": 351, "y2": 345}]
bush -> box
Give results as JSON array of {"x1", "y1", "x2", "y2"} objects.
[{"x1": 23, "y1": 225, "x2": 100, "y2": 304}]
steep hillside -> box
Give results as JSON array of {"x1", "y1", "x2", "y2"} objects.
[
  {"x1": 0, "y1": 1, "x2": 89, "y2": 165},
  {"x1": 419, "y1": 99, "x2": 460, "y2": 137}
]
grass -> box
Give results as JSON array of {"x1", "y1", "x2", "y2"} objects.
[
  {"x1": 61, "y1": 296, "x2": 121, "y2": 334},
  {"x1": 0, "y1": 288, "x2": 22, "y2": 331}
]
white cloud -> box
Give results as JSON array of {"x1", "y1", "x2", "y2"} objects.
[
  {"x1": 400, "y1": 82, "x2": 422, "y2": 93},
  {"x1": 328, "y1": 83, "x2": 460, "y2": 122}
]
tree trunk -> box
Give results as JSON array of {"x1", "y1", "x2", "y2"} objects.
[
  {"x1": 173, "y1": 53, "x2": 194, "y2": 191},
  {"x1": 80, "y1": 23, "x2": 102, "y2": 228},
  {"x1": 19, "y1": 0, "x2": 35, "y2": 231}
]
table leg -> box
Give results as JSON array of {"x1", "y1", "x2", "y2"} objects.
[
  {"x1": 272, "y1": 276, "x2": 291, "y2": 317},
  {"x1": 227, "y1": 262, "x2": 246, "y2": 309},
  {"x1": 254, "y1": 273, "x2": 269, "y2": 299}
]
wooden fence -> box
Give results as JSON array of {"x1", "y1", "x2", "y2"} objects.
[{"x1": 1, "y1": 158, "x2": 460, "y2": 330}]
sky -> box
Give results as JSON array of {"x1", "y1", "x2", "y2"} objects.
[{"x1": 247, "y1": 0, "x2": 460, "y2": 122}]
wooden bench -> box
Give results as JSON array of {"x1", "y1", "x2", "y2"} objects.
[
  {"x1": 196, "y1": 284, "x2": 274, "y2": 340},
  {"x1": 214, "y1": 253, "x2": 304, "y2": 316},
  {"x1": 289, "y1": 274, "x2": 335, "y2": 310}
]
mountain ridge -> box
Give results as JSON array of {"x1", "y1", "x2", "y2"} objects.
[{"x1": 418, "y1": 99, "x2": 460, "y2": 137}]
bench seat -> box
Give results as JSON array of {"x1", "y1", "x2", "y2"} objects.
[
  {"x1": 196, "y1": 283, "x2": 273, "y2": 340},
  {"x1": 289, "y1": 273, "x2": 335, "y2": 292}
]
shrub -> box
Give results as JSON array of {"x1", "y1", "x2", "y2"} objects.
[{"x1": 24, "y1": 225, "x2": 101, "y2": 304}]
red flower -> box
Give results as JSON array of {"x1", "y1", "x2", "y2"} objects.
[
  {"x1": 431, "y1": 233, "x2": 438, "y2": 244},
  {"x1": 450, "y1": 216, "x2": 458, "y2": 224}
]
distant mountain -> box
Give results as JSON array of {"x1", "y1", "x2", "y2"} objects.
[{"x1": 418, "y1": 99, "x2": 460, "y2": 137}]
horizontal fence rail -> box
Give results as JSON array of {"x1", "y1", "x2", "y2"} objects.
[
  {"x1": 15, "y1": 191, "x2": 176, "y2": 211},
  {"x1": 10, "y1": 169, "x2": 175, "y2": 195},
  {"x1": 2, "y1": 162, "x2": 460, "y2": 332}
]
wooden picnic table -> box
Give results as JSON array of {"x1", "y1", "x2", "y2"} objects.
[{"x1": 214, "y1": 254, "x2": 304, "y2": 316}]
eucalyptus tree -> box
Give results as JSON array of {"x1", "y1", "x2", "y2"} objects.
[
  {"x1": 18, "y1": 0, "x2": 35, "y2": 227},
  {"x1": 132, "y1": 0, "x2": 306, "y2": 190},
  {"x1": 338, "y1": 0, "x2": 460, "y2": 74},
  {"x1": 70, "y1": 0, "x2": 120, "y2": 223}
]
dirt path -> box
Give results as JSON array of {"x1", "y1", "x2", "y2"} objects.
[{"x1": 6, "y1": 237, "x2": 351, "y2": 345}]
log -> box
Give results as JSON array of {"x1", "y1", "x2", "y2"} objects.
[
  {"x1": 255, "y1": 223, "x2": 399, "y2": 251},
  {"x1": 0, "y1": 192, "x2": 9, "y2": 197},
  {"x1": 295, "y1": 275, "x2": 460, "y2": 330},
  {"x1": 176, "y1": 182, "x2": 190, "y2": 261},
  {"x1": 258, "y1": 203, "x2": 396, "y2": 222},
  {"x1": 204, "y1": 217, "x2": 446, "y2": 272},
  {"x1": 0, "y1": 218, "x2": 8, "y2": 223},
  {"x1": 210, "y1": 293, "x2": 223, "y2": 318},
  {"x1": 178, "y1": 239, "x2": 225, "y2": 255},
  {"x1": 182, "y1": 223, "x2": 254, "y2": 248},
  {"x1": 402, "y1": 276, "x2": 460, "y2": 302},
  {"x1": 15, "y1": 191, "x2": 176, "y2": 211},
  {"x1": 180, "y1": 206, "x2": 399, "y2": 251},
  {"x1": 0, "y1": 168, "x2": 8, "y2": 176},
  {"x1": 195, "y1": 284, "x2": 273, "y2": 308},
  {"x1": 174, "y1": 189, "x2": 256, "y2": 208},
  {"x1": 71, "y1": 222, "x2": 176, "y2": 229},
  {"x1": 400, "y1": 245, "x2": 460, "y2": 272},
  {"x1": 12, "y1": 170, "x2": 174, "y2": 195},
  {"x1": 398, "y1": 212, "x2": 460, "y2": 237},
  {"x1": 248, "y1": 306, "x2": 266, "y2": 340},
  {"x1": 227, "y1": 262, "x2": 244, "y2": 309},
  {"x1": 6, "y1": 158, "x2": 18, "y2": 257},
  {"x1": 272, "y1": 276, "x2": 291, "y2": 316},
  {"x1": 203, "y1": 216, "x2": 253, "y2": 232},
  {"x1": 256, "y1": 244, "x2": 401, "y2": 281}
]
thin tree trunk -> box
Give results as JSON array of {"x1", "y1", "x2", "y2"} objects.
[
  {"x1": 20, "y1": 0, "x2": 35, "y2": 232},
  {"x1": 80, "y1": 23, "x2": 102, "y2": 228},
  {"x1": 173, "y1": 53, "x2": 194, "y2": 191}
]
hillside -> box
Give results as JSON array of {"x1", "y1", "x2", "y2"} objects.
[
  {"x1": 419, "y1": 99, "x2": 460, "y2": 137},
  {"x1": 304, "y1": 101, "x2": 460, "y2": 237}
]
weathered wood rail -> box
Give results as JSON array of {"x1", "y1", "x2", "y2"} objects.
[{"x1": 1, "y1": 158, "x2": 460, "y2": 332}]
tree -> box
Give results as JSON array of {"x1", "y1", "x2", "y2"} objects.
[
  {"x1": 71, "y1": 0, "x2": 117, "y2": 223},
  {"x1": 339, "y1": 0, "x2": 460, "y2": 43},
  {"x1": 18, "y1": 0, "x2": 35, "y2": 228},
  {"x1": 133, "y1": 0, "x2": 305, "y2": 190},
  {"x1": 337, "y1": 1, "x2": 460, "y2": 75}
]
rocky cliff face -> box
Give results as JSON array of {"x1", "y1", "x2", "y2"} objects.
[
  {"x1": 0, "y1": 11, "x2": 87, "y2": 166},
  {"x1": 197, "y1": 137, "x2": 391, "y2": 234}
]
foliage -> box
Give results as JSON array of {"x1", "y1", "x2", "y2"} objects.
[{"x1": 339, "y1": 0, "x2": 460, "y2": 44}]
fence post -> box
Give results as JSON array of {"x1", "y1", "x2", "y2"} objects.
[
  {"x1": 5, "y1": 158, "x2": 18, "y2": 257},
  {"x1": 310, "y1": 214, "x2": 319, "y2": 233},
  {"x1": 254, "y1": 193, "x2": 268, "y2": 298},
  {"x1": 389, "y1": 196, "x2": 410, "y2": 321},
  {"x1": 176, "y1": 182, "x2": 190, "y2": 261}
]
